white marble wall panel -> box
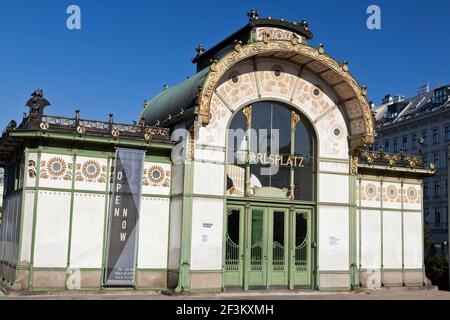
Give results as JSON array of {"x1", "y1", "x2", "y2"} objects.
[
  {"x1": 33, "y1": 191, "x2": 71, "y2": 267},
  {"x1": 318, "y1": 206, "x2": 349, "y2": 270},
  {"x1": 319, "y1": 173, "x2": 349, "y2": 204},
  {"x1": 69, "y1": 193, "x2": 106, "y2": 268},
  {"x1": 138, "y1": 197, "x2": 170, "y2": 269},
  {"x1": 403, "y1": 211, "x2": 423, "y2": 269},
  {"x1": 190, "y1": 198, "x2": 224, "y2": 271},
  {"x1": 360, "y1": 210, "x2": 381, "y2": 269},
  {"x1": 194, "y1": 146, "x2": 225, "y2": 164},
  {"x1": 382, "y1": 211, "x2": 402, "y2": 269},
  {"x1": 319, "y1": 161, "x2": 349, "y2": 174},
  {"x1": 193, "y1": 162, "x2": 225, "y2": 196}
]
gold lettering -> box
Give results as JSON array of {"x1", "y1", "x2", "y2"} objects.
[
  {"x1": 286, "y1": 156, "x2": 293, "y2": 166},
  {"x1": 255, "y1": 153, "x2": 262, "y2": 164},
  {"x1": 275, "y1": 155, "x2": 282, "y2": 165},
  {"x1": 269, "y1": 154, "x2": 276, "y2": 165}
]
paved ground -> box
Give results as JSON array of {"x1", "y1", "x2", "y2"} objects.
[{"x1": 1, "y1": 288, "x2": 450, "y2": 300}]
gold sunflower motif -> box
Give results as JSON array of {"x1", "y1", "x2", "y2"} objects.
[
  {"x1": 47, "y1": 157, "x2": 67, "y2": 178},
  {"x1": 386, "y1": 185, "x2": 398, "y2": 200},
  {"x1": 407, "y1": 187, "x2": 418, "y2": 202},
  {"x1": 82, "y1": 160, "x2": 101, "y2": 180},
  {"x1": 148, "y1": 165, "x2": 165, "y2": 185},
  {"x1": 365, "y1": 183, "x2": 377, "y2": 200}
]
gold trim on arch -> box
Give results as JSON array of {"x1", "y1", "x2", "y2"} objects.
[{"x1": 195, "y1": 39, "x2": 375, "y2": 151}]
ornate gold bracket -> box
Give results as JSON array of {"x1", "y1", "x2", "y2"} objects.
[
  {"x1": 243, "y1": 105, "x2": 252, "y2": 127},
  {"x1": 291, "y1": 111, "x2": 301, "y2": 131}
]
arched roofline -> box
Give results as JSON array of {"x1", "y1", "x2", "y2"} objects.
[{"x1": 195, "y1": 39, "x2": 376, "y2": 152}]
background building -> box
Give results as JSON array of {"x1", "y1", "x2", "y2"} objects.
[
  {"x1": 373, "y1": 84, "x2": 450, "y2": 251},
  {"x1": 0, "y1": 168, "x2": 4, "y2": 209}
]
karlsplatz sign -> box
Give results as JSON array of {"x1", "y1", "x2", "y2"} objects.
[
  {"x1": 104, "y1": 148, "x2": 145, "y2": 286},
  {"x1": 246, "y1": 152, "x2": 305, "y2": 167}
]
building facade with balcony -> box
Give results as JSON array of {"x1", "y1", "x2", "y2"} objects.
[
  {"x1": 373, "y1": 85, "x2": 450, "y2": 248},
  {"x1": 0, "y1": 168, "x2": 4, "y2": 209}
]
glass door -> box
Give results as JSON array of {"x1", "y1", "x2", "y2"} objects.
[
  {"x1": 224, "y1": 204, "x2": 313, "y2": 290},
  {"x1": 224, "y1": 206, "x2": 245, "y2": 288},
  {"x1": 246, "y1": 207, "x2": 268, "y2": 289},
  {"x1": 289, "y1": 208, "x2": 312, "y2": 288},
  {"x1": 268, "y1": 208, "x2": 289, "y2": 287}
]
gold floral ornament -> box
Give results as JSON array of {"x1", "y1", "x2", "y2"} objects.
[
  {"x1": 406, "y1": 187, "x2": 419, "y2": 203},
  {"x1": 385, "y1": 185, "x2": 399, "y2": 201},
  {"x1": 148, "y1": 165, "x2": 165, "y2": 184},
  {"x1": 28, "y1": 160, "x2": 37, "y2": 178},
  {"x1": 41, "y1": 157, "x2": 72, "y2": 181},
  {"x1": 360, "y1": 182, "x2": 379, "y2": 201},
  {"x1": 82, "y1": 160, "x2": 101, "y2": 180},
  {"x1": 143, "y1": 165, "x2": 171, "y2": 187},
  {"x1": 47, "y1": 157, "x2": 67, "y2": 178}
]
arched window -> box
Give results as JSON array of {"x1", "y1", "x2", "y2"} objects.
[{"x1": 226, "y1": 101, "x2": 315, "y2": 201}]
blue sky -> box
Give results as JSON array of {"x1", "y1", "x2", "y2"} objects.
[{"x1": 0, "y1": 0, "x2": 449, "y2": 129}]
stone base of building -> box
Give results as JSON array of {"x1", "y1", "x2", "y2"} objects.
[
  {"x1": 1, "y1": 266, "x2": 433, "y2": 293},
  {"x1": 359, "y1": 269, "x2": 427, "y2": 288},
  {"x1": 0, "y1": 267, "x2": 172, "y2": 291},
  {"x1": 190, "y1": 271, "x2": 222, "y2": 291},
  {"x1": 318, "y1": 272, "x2": 351, "y2": 290},
  {"x1": 136, "y1": 270, "x2": 167, "y2": 289}
]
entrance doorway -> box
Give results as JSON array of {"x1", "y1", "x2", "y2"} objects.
[{"x1": 224, "y1": 204, "x2": 313, "y2": 290}]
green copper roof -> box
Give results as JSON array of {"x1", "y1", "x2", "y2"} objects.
[
  {"x1": 140, "y1": 68, "x2": 209, "y2": 126},
  {"x1": 140, "y1": 15, "x2": 313, "y2": 127}
]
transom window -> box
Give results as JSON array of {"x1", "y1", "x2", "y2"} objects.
[{"x1": 226, "y1": 101, "x2": 315, "y2": 201}]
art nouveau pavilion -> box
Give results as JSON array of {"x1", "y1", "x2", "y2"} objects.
[{"x1": 0, "y1": 11, "x2": 435, "y2": 292}]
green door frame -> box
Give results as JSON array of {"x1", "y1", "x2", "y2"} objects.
[
  {"x1": 289, "y1": 207, "x2": 313, "y2": 289},
  {"x1": 224, "y1": 200, "x2": 315, "y2": 290}
]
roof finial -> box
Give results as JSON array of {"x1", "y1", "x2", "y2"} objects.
[
  {"x1": 247, "y1": 9, "x2": 259, "y2": 20},
  {"x1": 300, "y1": 19, "x2": 309, "y2": 30},
  {"x1": 195, "y1": 44, "x2": 205, "y2": 55},
  {"x1": 26, "y1": 89, "x2": 50, "y2": 115}
]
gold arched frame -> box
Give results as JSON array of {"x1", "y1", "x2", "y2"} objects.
[{"x1": 195, "y1": 39, "x2": 375, "y2": 152}]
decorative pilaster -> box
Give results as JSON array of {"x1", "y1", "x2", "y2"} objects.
[
  {"x1": 243, "y1": 106, "x2": 252, "y2": 197},
  {"x1": 290, "y1": 112, "x2": 301, "y2": 200}
]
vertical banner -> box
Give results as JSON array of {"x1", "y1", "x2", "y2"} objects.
[{"x1": 104, "y1": 148, "x2": 145, "y2": 286}]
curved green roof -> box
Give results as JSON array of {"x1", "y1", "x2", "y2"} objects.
[{"x1": 140, "y1": 68, "x2": 209, "y2": 126}]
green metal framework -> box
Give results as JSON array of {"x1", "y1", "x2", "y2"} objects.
[{"x1": 223, "y1": 202, "x2": 313, "y2": 290}]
